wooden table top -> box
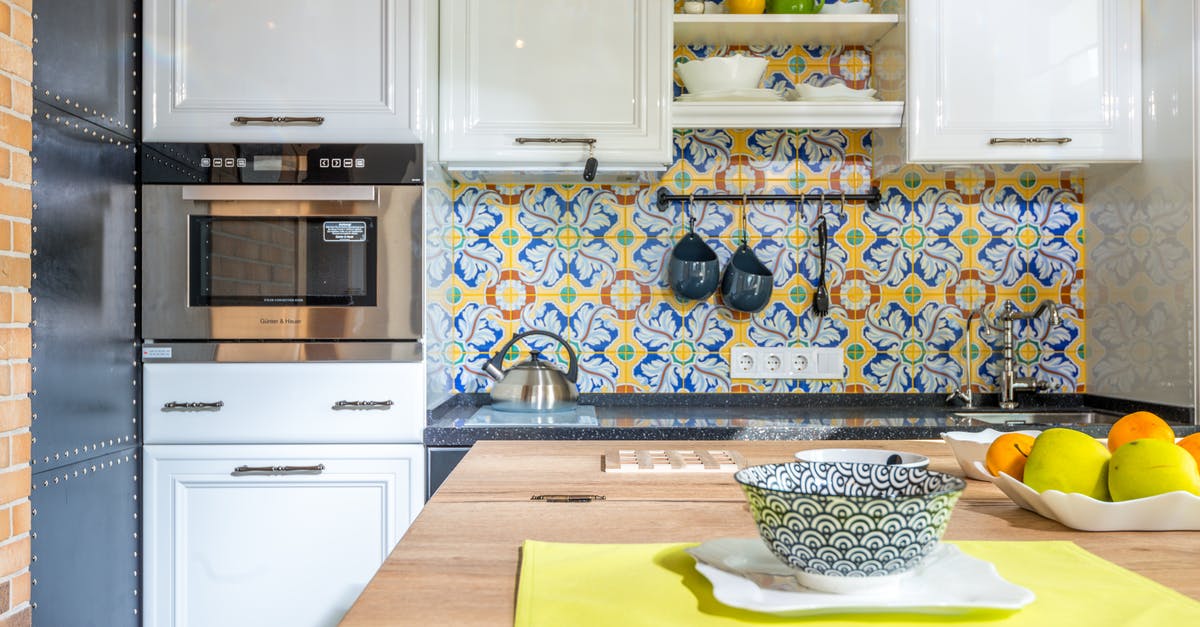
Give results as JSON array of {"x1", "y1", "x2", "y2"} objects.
[{"x1": 340, "y1": 440, "x2": 1200, "y2": 626}]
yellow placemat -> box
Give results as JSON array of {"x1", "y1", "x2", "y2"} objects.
[{"x1": 514, "y1": 540, "x2": 1200, "y2": 626}]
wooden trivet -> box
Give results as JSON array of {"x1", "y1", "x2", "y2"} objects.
[{"x1": 602, "y1": 449, "x2": 747, "y2": 472}]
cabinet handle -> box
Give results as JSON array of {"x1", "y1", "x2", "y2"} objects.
[
  {"x1": 232, "y1": 116, "x2": 326, "y2": 126},
  {"x1": 233, "y1": 464, "x2": 326, "y2": 474},
  {"x1": 163, "y1": 401, "x2": 224, "y2": 410},
  {"x1": 988, "y1": 137, "x2": 1072, "y2": 145},
  {"x1": 333, "y1": 400, "x2": 394, "y2": 410},
  {"x1": 514, "y1": 137, "x2": 599, "y2": 182},
  {"x1": 531, "y1": 494, "x2": 606, "y2": 503},
  {"x1": 514, "y1": 137, "x2": 597, "y2": 147}
]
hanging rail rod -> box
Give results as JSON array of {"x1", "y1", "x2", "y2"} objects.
[{"x1": 655, "y1": 187, "x2": 882, "y2": 212}]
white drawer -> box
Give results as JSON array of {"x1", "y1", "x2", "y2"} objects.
[{"x1": 143, "y1": 362, "x2": 425, "y2": 444}]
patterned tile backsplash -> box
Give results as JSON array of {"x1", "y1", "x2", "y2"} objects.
[{"x1": 445, "y1": 38, "x2": 1086, "y2": 395}]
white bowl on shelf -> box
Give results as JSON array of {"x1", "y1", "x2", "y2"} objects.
[
  {"x1": 820, "y1": 2, "x2": 872, "y2": 14},
  {"x1": 676, "y1": 54, "x2": 767, "y2": 95}
]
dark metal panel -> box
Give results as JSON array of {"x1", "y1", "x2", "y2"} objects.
[
  {"x1": 426, "y1": 447, "x2": 471, "y2": 500},
  {"x1": 32, "y1": 0, "x2": 138, "y2": 139},
  {"x1": 30, "y1": 447, "x2": 140, "y2": 626},
  {"x1": 31, "y1": 106, "x2": 138, "y2": 474}
]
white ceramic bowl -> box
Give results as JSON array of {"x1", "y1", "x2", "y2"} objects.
[
  {"x1": 675, "y1": 55, "x2": 767, "y2": 95},
  {"x1": 794, "y1": 447, "x2": 929, "y2": 469}
]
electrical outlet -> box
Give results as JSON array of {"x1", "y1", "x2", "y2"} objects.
[
  {"x1": 729, "y1": 346, "x2": 846, "y2": 380},
  {"x1": 789, "y1": 352, "x2": 810, "y2": 374},
  {"x1": 730, "y1": 346, "x2": 758, "y2": 379}
]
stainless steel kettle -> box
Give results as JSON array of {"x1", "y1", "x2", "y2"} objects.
[{"x1": 483, "y1": 330, "x2": 579, "y2": 412}]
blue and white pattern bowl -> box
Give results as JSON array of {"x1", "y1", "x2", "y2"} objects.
[{"x1": 734, "y1": 462, "x2": 966, "y2": 594}]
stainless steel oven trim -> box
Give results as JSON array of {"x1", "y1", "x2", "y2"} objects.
[
  {"x1": 141, "y1": 184, "x2": 422, "y2": 341},
  {"x1": 181, "y1": 185, "x2": 377, "y2": 202},
  {"x1": 140, "y1": 342, "x2": 423, "y2": 363}
]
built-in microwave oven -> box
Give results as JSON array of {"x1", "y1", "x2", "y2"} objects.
[{"x1": 140, "y1": 143, "x2": 423, "y2": 342}]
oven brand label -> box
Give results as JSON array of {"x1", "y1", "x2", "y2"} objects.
[
  {"x1": 260, "y1": 318, "x2": 302, "y2": 325},
  {"x1": 323, "y1": 221, "x2": 367, "y2": 242},
  {"x1": 142, "y1": 347, "x2": 173, "y2": 360}
]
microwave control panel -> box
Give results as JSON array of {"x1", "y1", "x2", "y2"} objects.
[{"x1": 141, "y1": 143, "x2": 423, "y2": 185}]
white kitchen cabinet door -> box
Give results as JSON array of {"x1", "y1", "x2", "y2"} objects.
[
  {"x1": 439, "y1": 0, "x2": 672, "y2": 177},
  {"x1": 906, "y1": 0, "x2": 1140, "y2": 163},
  {"x1": 144, "y1": 0, "x2": 424, "y2": 142},
  {"x1": 144, "y1": 444, "x2": 425, "y2": 627}
]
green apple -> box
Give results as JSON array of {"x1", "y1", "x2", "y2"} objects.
[
  {"x1": 1108, "y1": 439, "x2": 1200, "y2": 501},
  {"x1": 1023, "y1": 428, "x2": 1112, "y2": 500}
]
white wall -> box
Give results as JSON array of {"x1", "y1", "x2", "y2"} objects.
[{"x1": 1085, "y1": 0, "x2": 1195, "y2": 408}]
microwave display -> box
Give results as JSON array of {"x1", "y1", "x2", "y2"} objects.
[{"x1": 190, "y1": 216, "x2": 378, "y2": 307}]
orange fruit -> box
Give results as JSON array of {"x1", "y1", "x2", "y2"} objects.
[
  {"x1": 1178, "y1": 433, "x2": 1200, "y2": 471},
  {"x1": 985, "y1": 432, "x2": 1037, "y2": 481},
  {"x1": 1106, "y1": 411, "x2": 1176, "y2": 453}
]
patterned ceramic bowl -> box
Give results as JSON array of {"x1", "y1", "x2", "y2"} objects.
[{"x1": 734, "y1": 462, "x2": 966, "y2": 594}]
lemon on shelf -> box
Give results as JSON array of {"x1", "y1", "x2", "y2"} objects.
[{"x1": 727, "y1": 0, "x2": 766, "y2": 13}]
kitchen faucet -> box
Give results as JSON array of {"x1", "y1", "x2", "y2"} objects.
[
  {"x1": 996, "y1": 300, "x2": 1062, "y2": 409},
  {"x1": 946, "y1": 309, "x2": 978, "y2": 408}
]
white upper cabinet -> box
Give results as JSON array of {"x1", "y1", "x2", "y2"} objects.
[
  {"x1": 439, "y1": 0, "x2": 672, "y2": 180},
  {"x1": 905, "y1": 0, "x2": 1141, "y2": 163},
  {"x1": 144, "y1": 0, "x2": 424, "y2": 143}
]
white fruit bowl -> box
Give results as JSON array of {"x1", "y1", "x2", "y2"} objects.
[
  {"x1": 945, "y1": 429, "x2": 1200, "y2": 530},
  {"x1": 983, "y1": 462, "x2": 1200, "y2": 531},
  {"x1": 941, "y1": 429, "x2": 1040, "y2": 481}
]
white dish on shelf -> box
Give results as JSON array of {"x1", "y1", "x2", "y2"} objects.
[
  {"x1": 941, "y1": 429, "x2": 1040, "y2": 481},
  {"x1": 676, "y1": 88, "x2": 783, "y2": 102},
  {"x1": 820, "y1": 2, "x2": 872, "y2": 15},
  {"x1": 686, "y1": 538, "x2": 1034, "y2": 617},
  {"x1": 790, "y1": 83, "x2": 877, "y2": 101},
  {"x1": 985, "y1": 465, "x2": 1200, "y2": 532}
]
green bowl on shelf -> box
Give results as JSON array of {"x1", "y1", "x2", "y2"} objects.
[{"x1": 766, "y1": 0, "x2": 826, "y2": 13}]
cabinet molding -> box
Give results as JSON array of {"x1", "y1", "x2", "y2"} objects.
[
  {"x1": 144, "y1": 0, "x2": 424, "y2": 142},
  {"x1": 144, "y1": 444, "x2": 425, "y2": 627},
  {"x1": 904, "y1": 0, "x2": 1141, "y2": 163},
  {"x1": 439, "y1": 0, "x2": 672, "y2": 179}
]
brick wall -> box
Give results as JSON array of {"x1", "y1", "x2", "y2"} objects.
[{"x1": 0, "y1": 0, "x2": 31, "y2": 624}]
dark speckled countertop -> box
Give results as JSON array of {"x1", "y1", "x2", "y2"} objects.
[{"x1": 424, "y1": 393, "x2": 1197, "y2": 447}]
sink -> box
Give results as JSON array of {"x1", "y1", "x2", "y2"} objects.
[{"x1": 952, "y1": 410, "x2": 1123, "y2": 426}]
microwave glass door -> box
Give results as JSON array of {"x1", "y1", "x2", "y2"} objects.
[{"x1": 189, "y1": 216, "x2": 378, "y2": 306}]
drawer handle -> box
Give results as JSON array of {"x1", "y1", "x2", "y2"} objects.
[
  {"x1": 163, "y1": 401, "x2": 224, "y2": 410},
  {"x1": 988, "y1": 137, "x2": 1072, "y2": 145},
  {"x1": 234, "y1": 464, "x2": 326, "y2": 474},
  {"x1": 232, "y1": 116, "x2": 326, "y2": 126},
  {"x1": 333, "y1": 400, "x2": 394, "y2": 410}
]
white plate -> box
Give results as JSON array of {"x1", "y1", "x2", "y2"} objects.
[
  {"x1": 677, "y1": 88, "x2": 783, "y2": 102},
  {"x1": 941, "y1": 429, "x2": 1040, "y2": 480},
  {"x1": 686, "y1": 538, "x2": 1034, "y2": 617},
  {"x1": 987, "y1": 466, "x2": 1200, "y2": 531}
]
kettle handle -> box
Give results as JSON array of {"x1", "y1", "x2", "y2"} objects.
[{"x1": 484, "y1": 330, "x2": 579, "y2": 384}]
